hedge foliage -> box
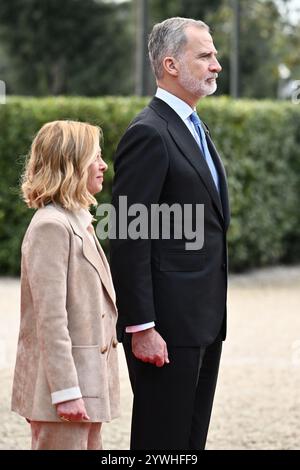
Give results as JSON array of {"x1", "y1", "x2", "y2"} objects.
[{"x1": 0, "y1": 96, "x2": 299, "y2": 275}]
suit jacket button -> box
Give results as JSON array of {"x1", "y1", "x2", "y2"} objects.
[
  {"x1": 100, "y1": 345, "x2": 108, "y2": 354},
  {"x1": 112, "y1": 339, "x2": 118, "y2": 348},
  {"x1": 102, "y1": 313, "x2": 105, "y2": 318},
  {"x1": 222, "y1": 263, "x2": 226, "y2": 271}
]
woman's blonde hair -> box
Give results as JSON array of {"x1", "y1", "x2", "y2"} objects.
[{"x1": 22, "y1": 120, "x2": 102, "y2": 211}]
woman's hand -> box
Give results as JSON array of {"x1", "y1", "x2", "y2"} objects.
[{"x1": 56, "y1": 398, "x2": 90, "y2": 422}]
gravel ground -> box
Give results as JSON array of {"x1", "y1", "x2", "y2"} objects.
[{"x1": 1, "y1": 266, "x2": 300, "y2": 450}]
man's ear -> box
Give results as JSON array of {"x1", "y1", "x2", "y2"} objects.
[{"x1": 162, "y1": 57, "x2": 179, "y2": 77}]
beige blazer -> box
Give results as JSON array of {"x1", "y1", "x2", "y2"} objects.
[{"x1": 11, "y1": 204, "x2": 120, "y2": 422}]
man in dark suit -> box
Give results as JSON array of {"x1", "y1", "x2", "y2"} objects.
[{"x1": 110, "y1": 17, "x2": 230, "y2": 450}]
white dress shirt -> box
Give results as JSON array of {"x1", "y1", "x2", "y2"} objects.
[{"x1": 156, "y1": 87, "x2": 202, "y2": 145}]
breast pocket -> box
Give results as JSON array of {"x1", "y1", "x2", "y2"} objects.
[{"x1": 158, "y1": 251, "x2": 206, "y2": 272}]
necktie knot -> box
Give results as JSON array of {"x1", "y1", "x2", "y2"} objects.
[{"x1": 190, "y1": 111, "x2": 202, "y2": 127}]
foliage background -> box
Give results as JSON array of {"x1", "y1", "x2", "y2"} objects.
[
  {"x1": 0, "y1": 0, "x2": 299, "y2": 98},
  {"x1": 0, "y1": 97, "x2": 299, "y2": 274},
  {"x1": 0, "y1": 0, "x2": 299, "y2": 274}
]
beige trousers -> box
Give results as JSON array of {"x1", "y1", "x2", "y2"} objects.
[{"x1": 31, "y1": 421, "x2": 102, "y2": 450}]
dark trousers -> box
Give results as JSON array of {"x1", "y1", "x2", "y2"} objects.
[{"x1": 123, "y1": 334, "x2": 222, "y2": 450}]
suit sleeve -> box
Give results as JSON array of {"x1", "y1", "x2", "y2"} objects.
[
  {"x1": 110, "y1": 122, "x2": 169, "y2": 327},
  {"x1": 23, "y1": 219, "x2": 82, "y2": 404}
]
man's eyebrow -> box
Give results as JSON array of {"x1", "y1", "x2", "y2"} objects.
[{"x1": 198, "y1": 50, "x2": 218, "y2": 56}]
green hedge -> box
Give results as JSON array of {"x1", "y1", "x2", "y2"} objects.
[{"x1": 0, "y1": 96, "x2": 299, "y2": 275}]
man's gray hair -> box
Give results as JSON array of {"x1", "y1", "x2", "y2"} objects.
[{"x1": 148, "y1": 17, "x2": 210, "y2": 80}]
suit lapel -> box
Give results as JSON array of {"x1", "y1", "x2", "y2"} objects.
[
  {"x1": 62, "y1": 209, "x2": 116, "y2": 305},
  {"x1": 92, "y1": 234, "x2": 116, "y2": 303},
  {"x1": 149, "y1": 97, "x2": 224, "y2": 223},
  {"x1": 203, "y1": 126, "x2": 231, "y2": 229}
]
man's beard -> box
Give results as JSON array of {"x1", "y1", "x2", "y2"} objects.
[{"x1": 178, "y1": 60, "x2": 218, "y2": 98}]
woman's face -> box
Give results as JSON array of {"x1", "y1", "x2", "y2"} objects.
[{"x1": 87, "y1": 148, "x2": 108, "y2": 195}]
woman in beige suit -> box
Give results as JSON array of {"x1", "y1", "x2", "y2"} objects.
[{"x1": 11, "y1": 120, "x2": 120, "y2": 450}]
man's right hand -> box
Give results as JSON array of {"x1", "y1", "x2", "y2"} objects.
[{"x1": 131, "y1": 327, "x2": 170, "y2": 367}]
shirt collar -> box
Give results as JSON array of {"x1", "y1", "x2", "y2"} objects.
[{"x1": 155, "y1": 87, "x2": 194, "y2": 121}]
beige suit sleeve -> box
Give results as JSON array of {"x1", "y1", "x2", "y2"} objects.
[{"x1": 24, "y1": 218, "x2": 81, "y2": 401}]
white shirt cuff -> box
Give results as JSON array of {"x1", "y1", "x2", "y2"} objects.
[
  {"x1": 126, "y1": 322, "x2": 155, "y2": 333},
  {"x1": 51, "y1": 386, "x2": 82, "y2": 405}
]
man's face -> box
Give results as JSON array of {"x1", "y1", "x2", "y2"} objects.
[{"x1": 177, "y1": 26, "x2": 222, "y2": 99}]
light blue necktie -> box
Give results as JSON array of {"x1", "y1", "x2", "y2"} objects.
[{"x1": 190, "y1": 111, "x2": 220, "y2": 192}]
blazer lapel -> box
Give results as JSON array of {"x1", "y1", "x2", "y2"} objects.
[
  {"x1": 63, "y1": 210, "x2": 116, "y2": 305},
  {"x1": 204, "y1": 126, "x2": 231, "y2": 229},
  {"x1": 92, "y1": 234, "x2": 116, "y2": 303},
  {"x1": 149, "y1": 97, "x2": 224, "y2": 223}
]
